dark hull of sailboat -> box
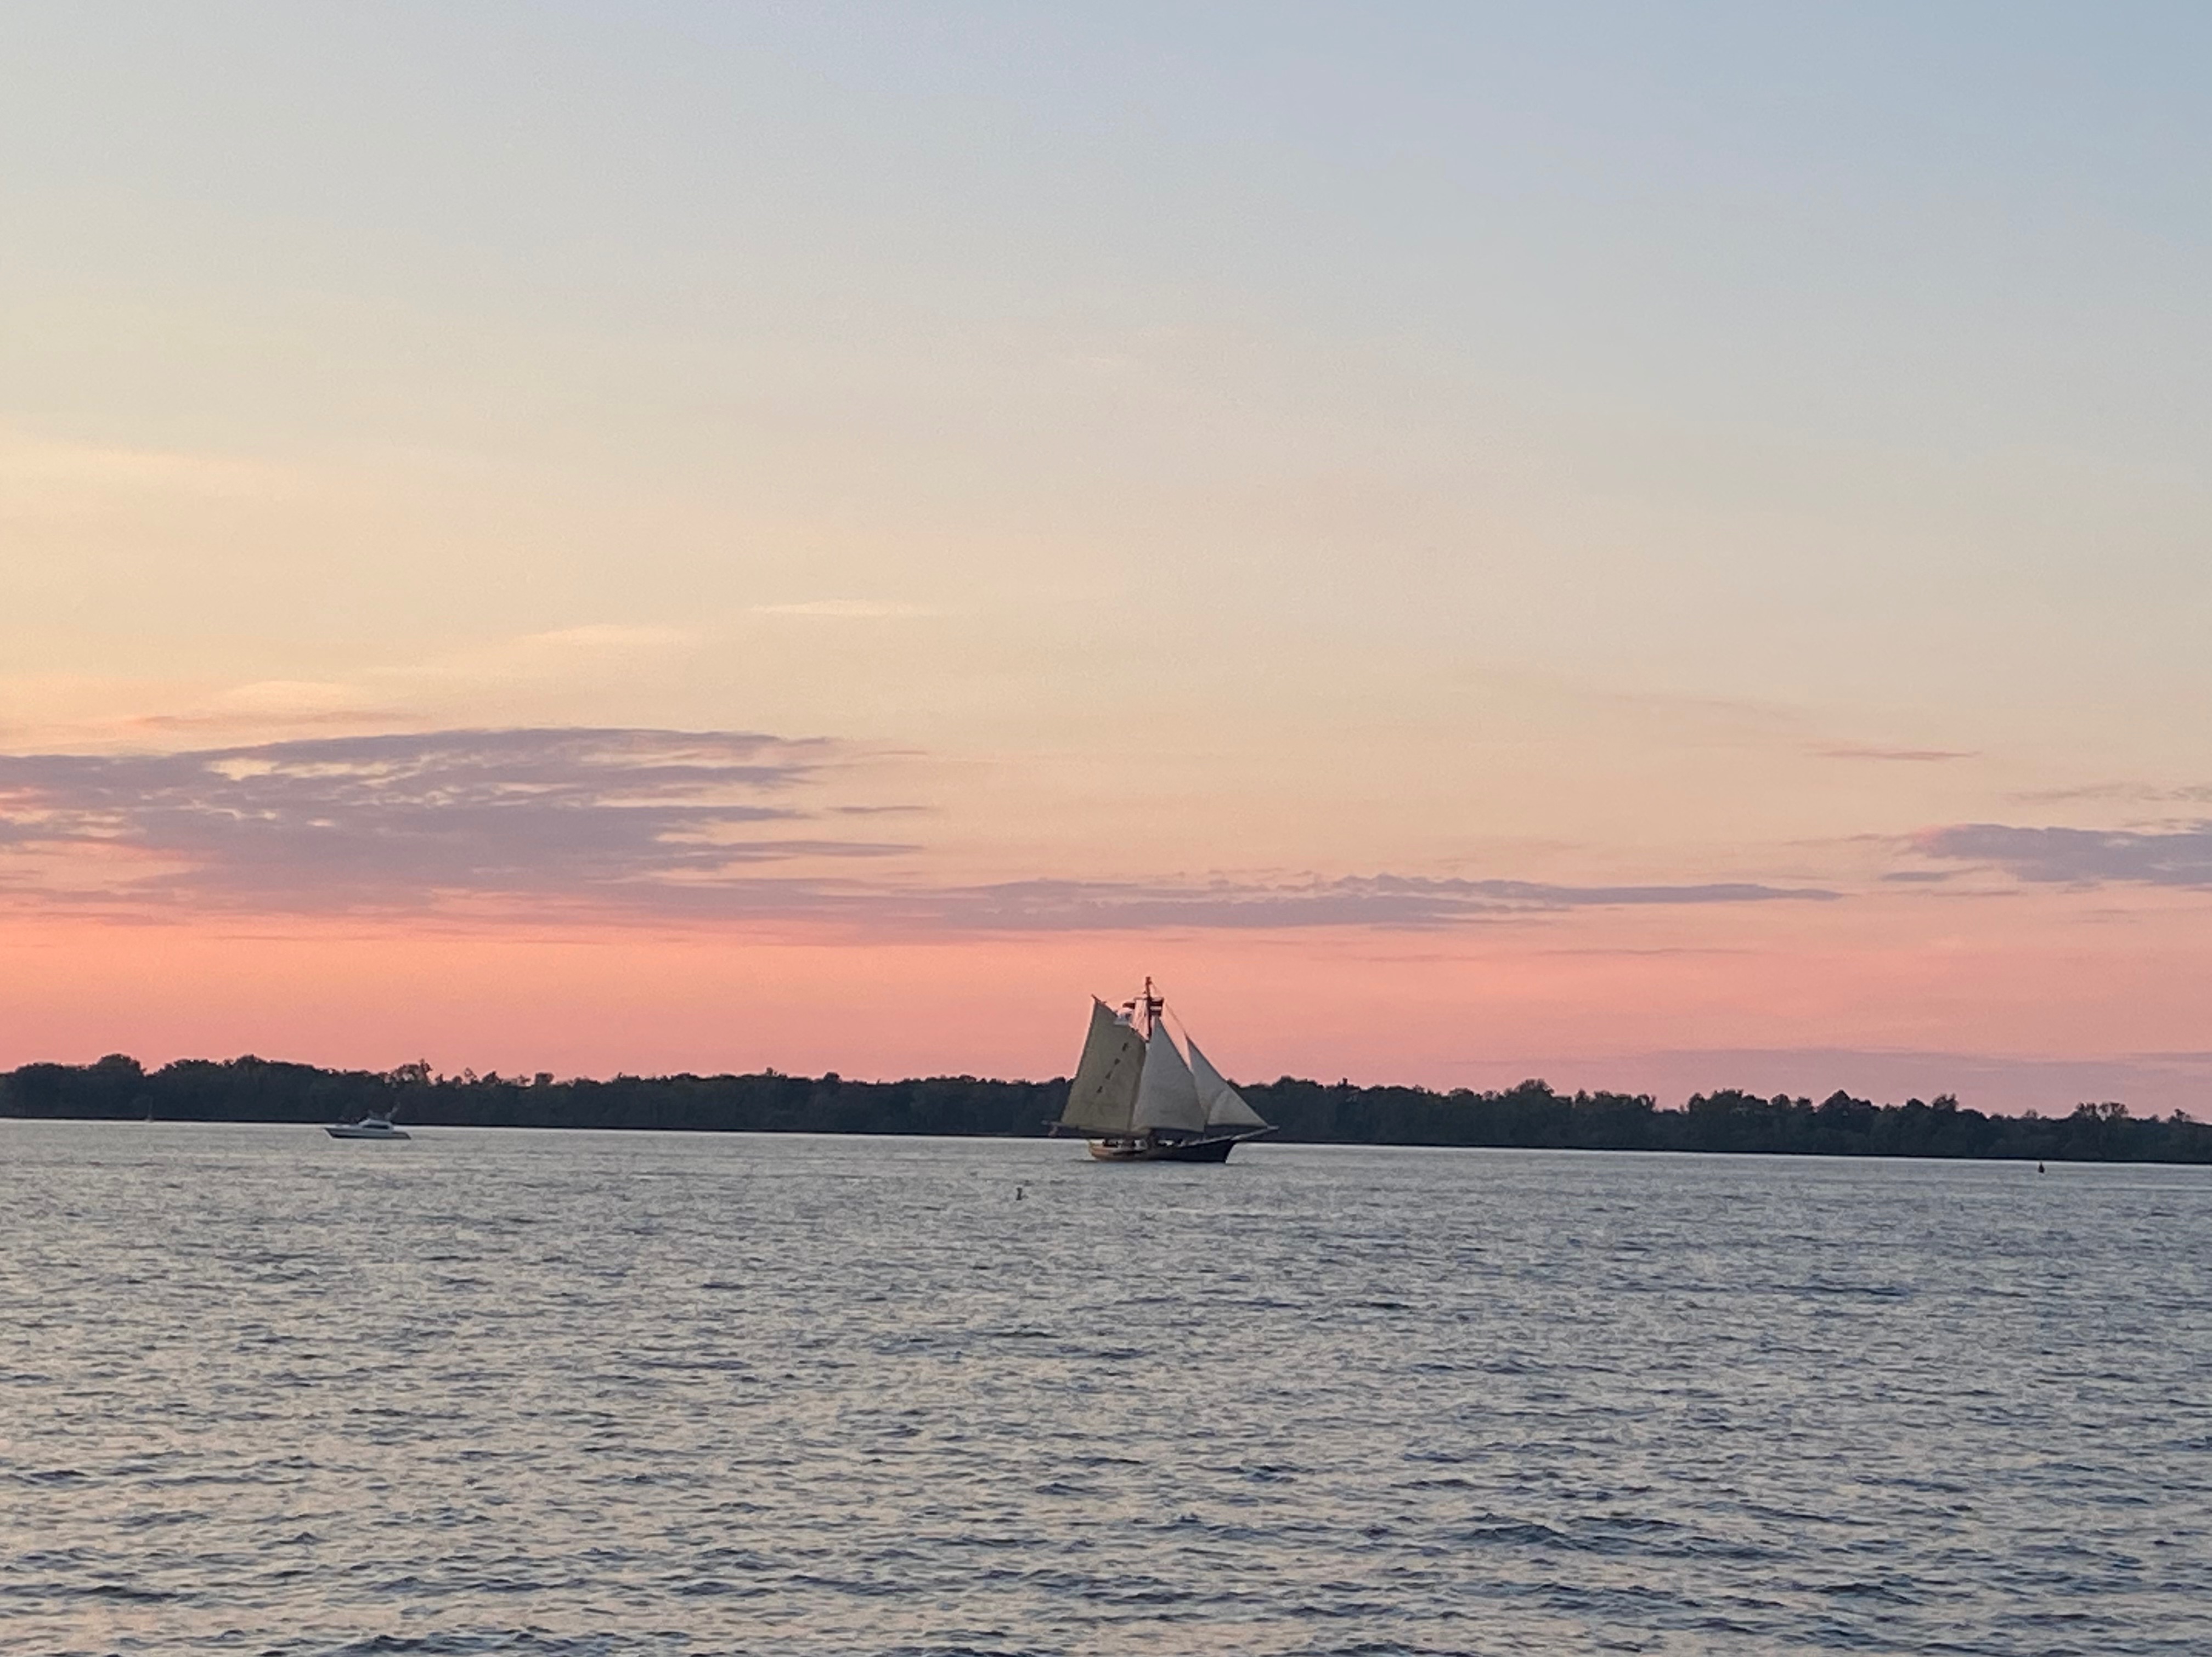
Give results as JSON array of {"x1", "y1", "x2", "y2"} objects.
[{"x1": 1085, "y1": 1131, "x2": 1263, "y2": 1163}]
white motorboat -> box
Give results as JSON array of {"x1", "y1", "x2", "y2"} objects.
[{"x1": 325, "y1": 1111, "x2": 410, "y2": 1140}]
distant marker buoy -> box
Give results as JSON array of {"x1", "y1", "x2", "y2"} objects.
[{"x1": 2038, "y1": 1162, "x2": 2046, "y2": 1174}]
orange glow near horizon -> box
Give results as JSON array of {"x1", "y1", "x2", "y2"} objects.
[{"x1": 5, "y1": 891, "x2": 2208, "y2": 1116}]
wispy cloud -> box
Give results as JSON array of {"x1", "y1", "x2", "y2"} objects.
[
  {"x1": 0, "y1": 726, "x2": 1840, "y2": 928},
  {"x1": 2010, "y1": 781, "x2": 2212, "y2": 806},
  {"x1": 0, "y1": 728, "x2": 900, "y2": 913},
  {"x1": 748, "y1": 600, "x2": 939, "y2": 619},
  {"x1": 1813, "y1": 744, "x2": 1977, "y2": 762},
  {"x1": 0, "y1": 429, "x2": 294, "y2": 505},
  {"x1": 123, "y1": 679, "x2": 409, "y2": 736},
  {"x1": 0, "y1": 627, "x2": 715, "y2": 752},
  {"x1": 394, "y1": 625, "x2": 699, "y2": 684},
  {"x1": 1912, "y1": 822, "x2": 2212, "y2": 889},
  {"x1": 901, "y1": 874, "x2": 1837, "y2": 931}
]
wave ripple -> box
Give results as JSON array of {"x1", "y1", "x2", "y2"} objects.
[{"x1": 3, "y1": 1126, "x2": 2208, "y2": 1654}]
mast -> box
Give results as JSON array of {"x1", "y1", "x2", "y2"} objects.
[{"x1": 1118, "y1": 976, "x2": 1165, "y2": 1040}]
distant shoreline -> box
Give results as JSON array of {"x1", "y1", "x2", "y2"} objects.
[{"x1": 5, "y1": 1055, "x2": 2207, "y2": 1165}]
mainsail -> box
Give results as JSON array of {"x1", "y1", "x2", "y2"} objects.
[
  {"x1": 1188, "y1": 1038, "x2": 1267, "y2": 1128},
  {"x1": 1131, "y1": 1024, "x2": 1208, "y2": 1135},
  {"x1": 1059, "y1": 999, "x2": 1146, "y2": 1134}
]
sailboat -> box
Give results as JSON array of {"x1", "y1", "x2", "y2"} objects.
[{"x1": 1054, "y1": 980, "x2": 1274, "y2": 1162}]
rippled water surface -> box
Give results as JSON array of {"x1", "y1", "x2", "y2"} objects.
[{"x1": 4, "y1": 1123, "x2": 2209, "y2": 1655}]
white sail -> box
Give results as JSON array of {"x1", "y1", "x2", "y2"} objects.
[
  {"x1": 1188, "y1": 1038, "x2": 1267, "y2": 1129},
  {"x1": 1060, "y1": 999, "x2": 1146, "y2": 1134},
  {"x1": 1132, "y1": 1023, "x2": 1209, "y2": 1135}
]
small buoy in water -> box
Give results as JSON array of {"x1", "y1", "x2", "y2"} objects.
[
  {"x1": 1015, "y1": 1185, "x2": 1025, "y2": 1201},
  {"x1": 2038, "y1": 1162, "x2": 2046, "y2": 1174}
]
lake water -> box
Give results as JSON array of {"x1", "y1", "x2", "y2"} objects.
[{"x1": 3, "y1": 1123, "x2": 2208, "y2": 1656}]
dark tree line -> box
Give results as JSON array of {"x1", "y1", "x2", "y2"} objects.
[
  {"x1": 1250, "y1": 1078, "x2": 2211, "y2": 1162},
  {"x1": 3, "y1": 1053, "x2": 2207, "y2": 1163}
]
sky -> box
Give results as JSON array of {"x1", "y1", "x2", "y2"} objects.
[{"x1": 2, "y1": 2, "x2": 2209, "y2": 1111}]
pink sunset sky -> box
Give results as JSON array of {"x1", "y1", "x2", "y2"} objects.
[{"x1": 3, "y1": 6, "x2": 2209, "y2": 1113}]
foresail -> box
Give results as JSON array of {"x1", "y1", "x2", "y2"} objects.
[
  {"x1": 1188, "y1": 1038, "x2": 1268, "y2": 1128},
  {"x1": 1060, "y1": 999, "x2": 1146, "y2": 1134},
  {"x1": 1132, "y1": 1024, "x2": 1209, "y2": 1135}
]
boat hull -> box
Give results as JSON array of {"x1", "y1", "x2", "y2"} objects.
[
  {"x1": 1086, "y1": 1132, "x2": 1254, "y2": 1163},
  {"x1": 325, "y1": 1125, "x2": 410, "y2": 1140}
]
